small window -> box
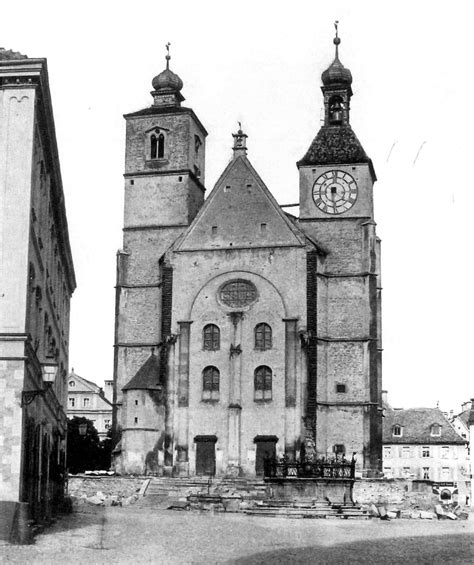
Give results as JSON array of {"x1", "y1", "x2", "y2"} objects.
[
  {"x1": 134, "y1": 417, "x2": 138, "y2": 424},
  {"x1": 68, "y1": 398, "x2": 75, "y2": 407},
  {"x1": 431, "y1": 424, "x2": 441, "y2": 437},
  {"x1": 194, "y1": 165, "x2": 201, "y2": 178},
  {"x1": 211, "y1": 226, "x2": 218, "y2": 236},
  {"x1": 441, "y1": 446, "x2": 449, "y2": 458},
  {"x1": 203, "y1": 324, "x2": 220, "y2": 351},
  {"x1": 422, "y1": 467, "x2": 430, "y2": 479},
  {"x1": 402, "y1": 446, "x2": 410, "y2": 457},
  {"x1": 392, "y1": 425, "x2": 402, "y2": 437},
  {"x1": 260, "y1": 223, "x2": 267, "y2": 234},
  {"x1": 83, "y1": 398, "x2": 90, "y2": 407},
  {"x1": 69, "y1": 381, "x2": 75, "y2": 387},
  {"x1": 255, "y1": 323, "x2": 272, "y2": 351},
  {"x1": 194, "y1": 135, "x2": 202, "y2": 155},
  {"x1": 336, "y1": 383, "x2": 346, "y2": 393},
  {"x1": 333, "y1": 444, "x2": 345, "y2": 456},
  {"x1": 104, "y1": 420, "x2": 111, "y2": 430},
  {"x1": 135, "y1": 400, "x2": 138, "y2": 406},
  {"x1": 202, "y1": 366, "x2": 219, "y2": 401},
  {"x1": 383, "y1": 446, "x2": 391, "y2": 459},
  {"x1": 422, "y1": 447, "x2": 430, "y2": 458},
  {"x1": 130, "y1": 179, "x2": 134, "y2": 185},
  {"x1": 254, "y1": 366, "x2": 272, "y2": 401}
]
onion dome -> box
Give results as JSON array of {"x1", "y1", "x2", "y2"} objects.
[
  {"x1": 321, "y1": 30, "x2": 352, "y2": 86},
  {"x1": 152, "y1": 67, "x2": 183, "y2": 92},
  {"x1": 152, "y1": 44, "x2": 183, "y2": 92}
]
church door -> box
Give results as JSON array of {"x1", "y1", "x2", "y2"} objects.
[
  {"x1": 255, "y1": 436, "x2": 277, "y2": 476},
  {"x1": 195, "y1": 436, "x2": 216, "y2": 476}
]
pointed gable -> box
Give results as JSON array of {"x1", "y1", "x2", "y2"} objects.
[
  {"x1": 175, "y1": 156, "x2": 306, "y2": 252},
  {"x1": 122, "y1": 352, "x2": 162, "y2": 391}
]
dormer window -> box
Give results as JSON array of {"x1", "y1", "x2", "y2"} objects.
[
  {"x1": 430, "y1": 424, "x2": 441, "y2": 437},
  {"x1": 392, "y1": 425, "x2": 402, "y2": 437}
]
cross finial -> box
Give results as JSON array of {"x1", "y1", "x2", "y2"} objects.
[
  {"x1": 165, "y1": 42, "x2": 171, "y2": 70},
  {"x1": 333, "y1": 20, "x2": 341, "y2": 58}
]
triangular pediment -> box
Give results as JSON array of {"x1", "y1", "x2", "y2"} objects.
[{"x1": 175, "y1": 156, "x2": 306, "y2": 252}]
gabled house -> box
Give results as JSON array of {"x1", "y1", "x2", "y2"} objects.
[
  {"x1": 67, "y1": 371, "x2": 112, "y2": 438},
  {"x1": 383, "y1": 407, "x2": 469, "y2": 484}
]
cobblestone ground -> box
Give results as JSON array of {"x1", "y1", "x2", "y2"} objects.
[{"x1": 0, "y1": 506, "x2": 473, "y2": 564}]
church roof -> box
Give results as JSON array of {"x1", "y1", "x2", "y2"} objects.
[
  {"x1": 298, "y1": 125, "x2": 374, "y2": 172},
  {"x1": 174, "y1": 151, "x2": 311, "y2": 253},
  {"x1": 122, "y1": 352, "x2": 163, "y2": 391},
  {"x1": 383, "y1": 407, "x2": 467, "y2": 445}
]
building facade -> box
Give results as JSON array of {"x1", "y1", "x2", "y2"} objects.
[
  {"x1": 67, "y1": 371, "x2": 113, "y2": 438},
  {"x1": 382, "y1": 407, "x2": 469, "y2": 486},
  {"x1": 0, "y1": 50, "x2": 76, "y2": 538},
  {"x1": 113, "y1": 35, "x2": 383, "y2": 477}
]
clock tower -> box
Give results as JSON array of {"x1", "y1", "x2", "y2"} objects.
[{"x1": 297, "y1": 26, "x2": 382, "y2": 474}]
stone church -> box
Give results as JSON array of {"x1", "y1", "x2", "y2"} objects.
[{"x1": 113, "y1": 34, "x2": 383, "y2": 477}]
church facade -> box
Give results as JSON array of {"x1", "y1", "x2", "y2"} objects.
[{"x1": 113, "y1": 35, "x2": 383, "y2": 477}]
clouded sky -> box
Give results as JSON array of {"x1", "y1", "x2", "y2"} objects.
[{"x1": 2, "y1": 0, "x2": 473, "y2": 413}]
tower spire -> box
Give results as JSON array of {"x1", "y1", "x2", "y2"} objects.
[
  {"x1": 165, "y1": 42, "x2": 170, "y2": 70},
  {"x1": 334, "y1": 20, "x2": 340, "y2": 59}
]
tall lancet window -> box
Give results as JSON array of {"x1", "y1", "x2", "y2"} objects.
[
  {"x1": 150, "y1": 134, "x2": 158, "y2": 159},
  {"x1": 158, "y1": 133, "x2": 165, "y2": 158}
]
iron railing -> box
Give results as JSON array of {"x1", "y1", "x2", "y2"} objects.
[{"x1": 264, "y1": 455, "x2": 356, "y2": 479}]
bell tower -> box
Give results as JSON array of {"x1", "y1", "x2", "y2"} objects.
[
  {"x1": 113, "y1": 46, "x2": 207, "y2": 450},
  {"x1": 298, "y1": 24, "x2": 383, "y2": 474}
]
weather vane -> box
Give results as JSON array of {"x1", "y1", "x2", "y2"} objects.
[
  {"x1": 165, "y1": 42, "x2": 171, "y2": 69},
  {"x1": 238, "y1": 121, "x2": 242, "y2": 131},
  {"x1": 333, "y1": 20, "x2": 341, "y2": 57}
]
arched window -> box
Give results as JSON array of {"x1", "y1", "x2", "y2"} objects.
[
  {"x1": 202, "y1": 366, "x2": 219, "y2": 401},
  {"x1": 329, "y1": 95, "x2": 344, "y2": 124},
  {"x1": 255, "y1": 323, "x2": 272, "y2": 350},
  {"x1": 150, "y1": 134, "x2": 158, "y2": 159},
  {"x1": 254, "y1": 366, "x2": 272, "y2": 401},
  {"x1": 158, "y1": 133, "x2": 165, "y2": 158},
  {"x1": 203, "y1": 324, "x2": 220, "y2": 351}
]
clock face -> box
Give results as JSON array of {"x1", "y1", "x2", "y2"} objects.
[{"x1": 312, "y1": 170, "x2": 358, "y2": 215}]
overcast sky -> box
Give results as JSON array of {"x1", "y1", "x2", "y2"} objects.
[{"x1": 2, "y1": 1, "x2": 473, "y2": 413}]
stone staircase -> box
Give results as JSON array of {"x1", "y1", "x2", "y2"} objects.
[
  {"x1": 137, "y1": 476, "x2": 267, "y2": 508},
  {"x1": 137, "y1": 477, "x2": 369, "y2": 519}
]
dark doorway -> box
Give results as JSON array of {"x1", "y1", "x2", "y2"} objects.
[
  {"x1": 194, "y1": 436, "x2": 217, "y2": 476},
  {"x1": 254, "y1": 436, "x2": 278, "y2": 476}
]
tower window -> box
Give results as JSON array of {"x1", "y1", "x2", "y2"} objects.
[
  {"x1": 211, "y1": 226, "x2": 218, "y2": 236},
  {"x1": 255, "y1": 323, "x2": 272, "y2": 351},
  {"x1": 150, "y1": 134, "x2": 158, "y2": 159},
  {"x1": 134, "y1": 417, "x2": 138, "y2": 424},
  {"x1": 254, "y1": 366, "x2": 272, "y2": 401},
  {"x1": 260, "y1": 223, "x2": 267, "y2": 234},
  {"x1": 329, "y1": 95, "x2": 344, "y2": 125},
  {"x1": 336, "y1": 383, "x2": 346, "y2": 393},
  {"x1": 130, "y1": 179, "x2": 134, "y2": 185},
  {"x1": 203, "y1": 324, "x2": 220, "y2": 351},
  {"x1": 194, "y1": 135, "x2": 202, "y2": 155},
  {"x1": 202, "y1": 366, "x2": 219, "y2": 401},
  {"x1": 135, "y1": 399, "x2": 138, "y2": 406},
  {"x1": 158, "y1": 133, "x2": 165, "y2": 158}
]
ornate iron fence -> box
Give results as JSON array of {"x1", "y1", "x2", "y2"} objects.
[{"x1": 264, "y1": 455, "x2": 355, "y2": 479}]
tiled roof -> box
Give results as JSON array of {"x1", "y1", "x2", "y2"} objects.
[
  {"x1": 297, "y1": 125, "x2": 373, "y2": 171},
  {"x1": 122, "y1": 352, "x2": 162, "y2": 391},
  {"x1": 123, "y1": 106, "x2": 207, "y2": 135},
  {"x1": 383, "y1": 407, "x2": 466, "y2": 445},
  {"x1": 0, "y1": 48, "x2": 28, "y2": 61}
]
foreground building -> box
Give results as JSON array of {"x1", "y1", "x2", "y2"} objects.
[
  {"x1": 113, "y1": 33, "x2": 383, "y2": 477},
  {"x1": 0, "y1": 50, "x2": 76, "y2": 539},
  {"x1": 67, "y1": 371, "x2": 113, "y2": 438},
  {"x1": 382, "y1": 406, "x2": 469, "y2": 486}
]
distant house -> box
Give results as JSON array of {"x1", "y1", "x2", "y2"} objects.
[
  {"x1": 383, "y1": 406, "x2": 469, "y2": 484},
  {"x1": 450, "y1": 401, "x2": 471, "y2": 441},
  {"x1": 67, "y1": 371, "x2": 113, "y2": 438}
]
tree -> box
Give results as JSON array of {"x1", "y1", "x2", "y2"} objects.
[{"x1": 67, "y1": 417, "x2": 104, "y2": 474}]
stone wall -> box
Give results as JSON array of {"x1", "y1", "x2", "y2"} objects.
[
  {"x1": 68, "y1": 476, "x2": 145, "y2": 499},
  {"x1": 354, "y1": 478, "x2": 439, "y2": 509}
]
